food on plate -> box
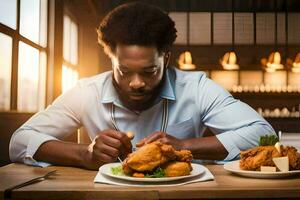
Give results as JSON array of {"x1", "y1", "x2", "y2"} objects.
[
  {"x1": 240, "y1": 135, "x2": 300, "y2": 171},
  {"x1": 163, "y1": 161, "x2": 193, "y2": 177},
  {"x1": 121, "y1": 141, "x2": 193, "y2": 177}
]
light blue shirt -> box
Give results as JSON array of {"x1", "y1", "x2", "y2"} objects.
[{"x1": 9, "y1": 67, "x2": 275, "y2": 167}]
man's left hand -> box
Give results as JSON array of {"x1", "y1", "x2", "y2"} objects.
[{"x1": 136, "y1": 131, "x2": 185, "y2": 150}]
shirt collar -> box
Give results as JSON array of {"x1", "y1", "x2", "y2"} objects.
[{"x1": 100, "y1": 68, "x2": 176, "y2": 104}]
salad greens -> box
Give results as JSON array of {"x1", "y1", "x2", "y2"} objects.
[
  {"x1": 111, "y1": 166, "x2": 124, "y2": 176},
  {"x1": 111, "y1": 166, "x2": 166, "y2": 178},
  {"x1": 259, "y1": 134, "x2": 279, "y2": 146},
  {"x1": 144, "y1": 167, "x2": 165, "y2": 178}
]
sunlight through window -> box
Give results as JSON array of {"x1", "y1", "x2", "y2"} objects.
[
  {"x1": 0, "y1": 33, "x2": 13, "y2": 111},
  {"x1": 18, "y1": 42, "x2": 46, "y2": 112},
  {"x1": 62, "y1": 14, "x2": 79, "y2": 93},
  {"x1": 0, "y1": 0, "x2": 17, "y2": 29}
]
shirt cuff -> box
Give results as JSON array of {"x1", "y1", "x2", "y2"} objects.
[
  {"x1": 24, "y1": 133, "x2": 58, "y2": 167},
  {"x1": 216, "y1": 131, "x2": 241, "y2": 161}
]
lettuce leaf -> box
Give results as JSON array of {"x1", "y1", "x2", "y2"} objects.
[
  {"x1": 259, "y1": 134, "x2": 279, "y2": 146},
  {"x1": 144, "y1": 167, "x2": 165, "y2": 178}
]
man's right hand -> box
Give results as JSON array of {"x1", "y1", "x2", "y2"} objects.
[{"x1": 81, "y1": 129, "x2": 132, "y2": 170}]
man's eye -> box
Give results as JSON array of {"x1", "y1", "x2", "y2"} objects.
[{"x1": 144, "y1": 68, "x2": 158, "y2": 74}]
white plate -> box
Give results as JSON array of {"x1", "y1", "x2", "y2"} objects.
[
  {"x1": 224, "y1": 160, "x2": 300, "y2": 179},
  {"x1": 99, "y1": 163, "x2": 205, "y2": 182}
]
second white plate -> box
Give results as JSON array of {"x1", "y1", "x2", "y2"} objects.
[
  {"x1": 224, "y1": 160, "x2": 300, "y2": 179},
  {"x1": 99, "y1": 163, "x2": 205, "y2": 182}
]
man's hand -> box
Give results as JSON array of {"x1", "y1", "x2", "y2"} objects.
[
  {"x1": 82, "y1": 129, "x2": 132, "y2": 170},
  {"x1": 136, "y1": 131, "x2": 185, "y2": 150}
]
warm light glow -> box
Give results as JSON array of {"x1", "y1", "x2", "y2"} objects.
[
  {"x1": 0, "y1": 33, "x2": 12, "y2": 111},
  {"x1": 178, "y1": 51, "x2": 196, "y2": 70},
  {"x1": 62, "y1": 65, "x2": 78, "y2": 93},
  {"x1": 261, "y1": 51, "x2": 284, "y2": 73},
  {"x1": 210, "y1": 70, "x2": 238, "y2": 91},
  {"x1": 18, "y1": 42, "x2": 41, "y2": 112},
  {"x1": 291, "y1": 53, "x2": 300, "y2": 73},
  {"x1": 220, "y1": 51, "x2": 239, "y2": 70}
]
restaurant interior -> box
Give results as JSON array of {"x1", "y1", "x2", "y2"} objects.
[{"x1": 0, "y1": 0, "x2": 300, "y2": 168}]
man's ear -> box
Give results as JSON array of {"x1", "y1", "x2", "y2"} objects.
[{"x1": 164, "y1": 52, "x2": 171, "y2": 68}]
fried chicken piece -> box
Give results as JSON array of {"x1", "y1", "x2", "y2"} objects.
[
  {"x1": 162, "y1": 161, "x2": 192, "y2": 177},
  {"x1": 175, "y1": 150, "x2": 193, "y2": 162},
  {"x1": 240, "y1": 146, "x2": 281, "y2": 171},
  {"x1": 122, "y1": 141, "x2": 193, "y2": 175},
  {"x1": 281, "y1": 146, "x2": 300, "y2": 170},
  {"x1": 240, "y1": 145, "x2": 300, "y2": 171},
  {"x1": 123, "y1": 141, "x2": 177, "y2": 172}
]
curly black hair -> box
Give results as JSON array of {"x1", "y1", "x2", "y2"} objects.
[{"x1": 97, "y1": 2, "x2": 177, "y2": 56}]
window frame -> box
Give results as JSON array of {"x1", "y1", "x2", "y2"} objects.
[{"x1": 0, "y1": 0, "x2": 49, "y2": 112}]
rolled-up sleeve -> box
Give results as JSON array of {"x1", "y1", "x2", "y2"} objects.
[
  {"x1": 9, "y1": 85, "x2": 83, "y2": 167},
  {"x1": 198, "y1": 78, "x2": 275, "y2": 161}
]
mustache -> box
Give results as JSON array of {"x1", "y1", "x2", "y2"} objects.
[{"x1": 128, "y1": 90, "x2": 151, "y2": 96}]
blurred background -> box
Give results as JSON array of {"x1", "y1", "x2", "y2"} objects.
[{"x1": 0, "y1": 0, "x2": 300, "y2": 166}]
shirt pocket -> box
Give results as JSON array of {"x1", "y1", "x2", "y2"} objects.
[{"x1": 166, "y1": 118, "x2": 195, "y2": 139}]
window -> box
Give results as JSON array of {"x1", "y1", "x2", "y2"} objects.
[
  {"x1": 0, "y1": 0, "x2": 48, "y2": 112},
  {"x1": 0, "y1": 0, "x2": 17, "y2": 29},
  {"x1": 62, "y1": 14, "x2": 79, "y2": 93},
  {"x1": 0, "y1": 33, "x2": 12, "y2": 111}
]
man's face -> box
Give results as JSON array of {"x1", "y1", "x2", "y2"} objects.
[{"x1": 111, "y1": 45, "x2": 168, "y2": 111}]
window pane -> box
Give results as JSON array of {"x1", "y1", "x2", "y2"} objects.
[
  {"x1": 62, "y1": 65, "x2": 78, "y2": 93},
  {"x1": 63, "y1": 15, "x2": 78, "y2": 64},
  {"x1": 70, "y1": 21, "x2": 78, "y2": 65},
  {"x1": 0, "y1": 33, "x2": 12, "y2": 111},
  {"x1": 20, "y1": 0, "x2": 40, "y2": 44},
  {"x1": 39, "y1": 0, "x2": 48, "y2": 47},
  {"x1": 18, "y1": 42, "x2": 40, "y2": 112},
  {"x1": 0, "y1": 0, "x2": 17, "y2": 29},
  {"x1": 63, "y1": 15, "x2": 71, "y2": 61}
]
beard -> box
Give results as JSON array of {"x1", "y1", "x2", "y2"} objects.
[{"x1": 112, "y1": 73, "x2": 166, "y2": 112}]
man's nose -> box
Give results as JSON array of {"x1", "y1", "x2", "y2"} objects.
[{"x1": 129, "y1": 74, "x2": 145, "y2": 89}]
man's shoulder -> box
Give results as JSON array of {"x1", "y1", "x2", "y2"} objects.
[
  {"x1": 77, "y1": 71, "x2": 112, "y2": 88},
  {"x1": 169, "y1": 67, "x2": 207, "y2": 84}
]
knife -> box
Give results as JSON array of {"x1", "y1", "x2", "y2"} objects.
[{"x1": 4, "y1": 170, "x2": 57, "y2": 200}]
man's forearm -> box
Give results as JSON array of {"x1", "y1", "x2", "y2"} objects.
[
  {"x1": 183, "y1": 136, "x2": 228, "y2": 160},
  {"x1": 33, "y1": 140, "x2": 89, "y2": 169}
]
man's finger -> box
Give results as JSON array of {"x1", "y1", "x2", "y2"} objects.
[{"x1": 136, "y1": 132, "x2": 164, "y2": 147}]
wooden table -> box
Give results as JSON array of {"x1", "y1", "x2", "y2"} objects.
[{"x1": 1, "y1": 163, "x2": 300, "y2": 200}]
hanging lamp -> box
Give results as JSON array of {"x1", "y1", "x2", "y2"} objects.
[
  {"x1": 287, "y1": 52, "x2": 300, "y2": 73},
  {"x1": 178, "y1": 0, "x2": 196, "y2": 70},
  {"x1": 220, "y1": 0, "x2": 239, "y2": 70},
  {"x1": 261, "y1": 0, "x2": 284, "y2": 73},
  {"x1": 284, "y1": 0, "x2": 300, "y2": 73}
]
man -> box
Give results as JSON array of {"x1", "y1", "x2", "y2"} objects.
[{"x1": 9, "y1": 2, "x2": 275, "y2": 170}]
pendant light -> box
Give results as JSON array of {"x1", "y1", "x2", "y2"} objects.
[
  {"x1": 285, "y1": 0, "x2": 300, "y2": 73},
  {"x1": 287, "y1": 53, "x2": 300, "y2": 73},
  {"x1": 261, "y1": 0, "x2": 284, "y2": 73},
  {"x1": 178, "y1": 0, "x2": 196, "y2": 70},
  {"x1": 220, "y1": 0, "x2": 239, "y2": 70}
]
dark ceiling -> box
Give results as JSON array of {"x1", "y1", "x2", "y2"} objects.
[{"x1": 91, "y1": 0, "x2": 300, "y2": 16}]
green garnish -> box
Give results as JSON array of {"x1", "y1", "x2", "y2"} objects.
[
  {"x1": 111, "y1": 166, "x2": 124, "y2": 176},
  {"x1": 144, "y1": 167, "x2": 165, "y2": 178},
  {"x1": 259, "y1": 134, "x2": 279, "y2": 146},
  {"x1": 111, "y1": 166, "x2": 165, "y2": 178}
]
